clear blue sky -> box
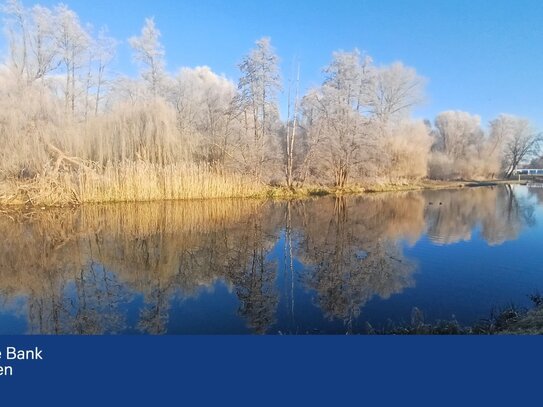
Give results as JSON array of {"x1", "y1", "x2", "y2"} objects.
[{"x1": 4, "y1": 0, "x2": 543, "y2": 128}]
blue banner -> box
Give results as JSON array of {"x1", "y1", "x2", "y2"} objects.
[{"x1": 0, "y1": 336, "x2": 541, "y2": 405}]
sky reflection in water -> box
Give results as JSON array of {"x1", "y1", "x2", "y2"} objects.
[{"x1": 0, "y1": 184, "x2": 542, "y2": 335}]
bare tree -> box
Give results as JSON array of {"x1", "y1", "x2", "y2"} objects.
[
  {"x1": 369, "y1": 62, "x2": 425, "y2": 124},
  {"x1": 302, "y1": 50, "x2": 373, "y2": 187},
  {"x1": 491, "y1": 115, "x2": 542, "y2": 178},
  {"x1": 170, "y1": 66, "x2": 237, "y2": 168},
  {"x1": 434, "y1": 111, "x2": 483, "y2": 160},
  {"x1": 1, "y1": 0, "x2": 29, "y2": 81},
  {"x1": 2, "y1": 1, "x2": 62, "y2": 86},
  {"x1": 285, "y1": 63, "x2": 300, "y2": 188},
  {"x1": 28, "y1": 5, "x2": 59, "y2": 82},
  {"x1": 54, "y1": 4, "x2": 90, "y2": 115},
  {"x1": 1, "y1": 2, "x2": 542, "y2": 204},
  {"x1": 236, "y1": 37, "x2": 281, "y2": 181},
  {"x1": 129, "y1": 18, "x2": 166, "y2": 99},
  {"x1": 90, "y1": 29, "x2": 117, "y2": 116},
  {"x1": 430, "y1": 111, "x2": 489, "y2": 179}
]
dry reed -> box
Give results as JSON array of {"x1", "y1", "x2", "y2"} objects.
[
  {"x1": 0, "y1": 162, "x2": 266, "y2": 206},
  {"x1": 77, "y1": 162, "x2": 265, "y2": 203}
]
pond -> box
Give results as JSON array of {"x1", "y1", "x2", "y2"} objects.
[{"x1": 0, "y1": 184, "x2": 542, "y2": 335}]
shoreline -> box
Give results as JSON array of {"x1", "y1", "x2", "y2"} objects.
[
  {"x1": 370, "y1": 300, "x2": 543, "y2": 335},
  {"x1": 0, "y1": 178, "x2": 528, "y2": 209},
  {"x1": 263, "y1": 179, "x2": 526, "y2": 200}
]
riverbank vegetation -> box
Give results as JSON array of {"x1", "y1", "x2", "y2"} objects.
[
  {"x1": 369, "y1": 294, "x2": 543, "y2": 335},
  {"x1": 1, "y1": 1, "x2": 542, "y2": 206}
]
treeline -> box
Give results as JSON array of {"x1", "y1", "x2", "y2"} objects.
[{"x1": 0, "y1": 1, "x2": 541, "y2": 204}]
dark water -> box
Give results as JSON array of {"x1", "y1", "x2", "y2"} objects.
[{"x1": 0, "y1": 184, "x2": 542, "y2": 335}]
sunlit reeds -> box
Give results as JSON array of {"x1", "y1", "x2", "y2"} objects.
[
  {"x1": 77, "y1": 162, "x2": 265, "y2": 203},
  {"x1": 0, "y1": 163, "x2": 266, "y2": 206}
]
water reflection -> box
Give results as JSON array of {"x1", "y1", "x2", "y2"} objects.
[
  {"x1": 294, "y1": 197, "x2": 419, "y2": 327},
  {"x1": 0, "y1": 185, "x2": 539, "y2": 334},
  {"x1": 425, "y1": 186, "x2": 535, "y2": 246}
]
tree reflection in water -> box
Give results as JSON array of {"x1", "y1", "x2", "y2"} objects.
[
  {"x1": 424, "y1": 185, "x2": 535, "y2": 246},
  {"x1": 295, "y1": 196, "x2": 421, "y2": 329},
  {"x1": 0, "y1": 185, "x2": 538, "y2": 334}
]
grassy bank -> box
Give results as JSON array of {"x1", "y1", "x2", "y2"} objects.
[
  {"x1": 267, "y1": 179, "x2": 525, "y2": 199},
  {"x1": 0, "y1": 167, "x2": 527, "y2": 208},
  {"x1": 367, "y1": 295, "x2": 543, "y2": 335}
]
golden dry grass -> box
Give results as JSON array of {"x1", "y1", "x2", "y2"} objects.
[
  {"x1": 0, "y1": 160, "x2": 520, "y2": 207},
  {"x1": 77, "y1": 162, "x2": 265, "y2": 203},
  {"x1": 0, "y1": 162, "x2": 267, "y2": 206}
]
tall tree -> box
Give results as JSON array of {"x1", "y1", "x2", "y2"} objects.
[
  {"x1": 89, "y1": 29, "x2": 117, "y2": 117},
  {"x1": 54, "y1": 4, "x2": 90, "y2": 115},
  {"x1": 129, "y1": 18, "x2": 165, "y2": 99},
  {"x1": 29, "y1": 5, "x2": 59, "y2": 82},
  {"x1": 302, "y1": 50, "x2": 373, "y2": 187},
  {"x1": 1, "y1": 0, "x2": 28, "y2": 81},
  {"x1": 491, "y1": 115, "x2": 542, "y2": 178},
  {"x1": 284, "y1": 63, "x2": 300, "y2": 188},
  {"x1": 429, "y1": 111, "x2": 488, "y2": 179},
  {"x1": 170, "y1": 66, "x2": 237, "y2": 168},
  {"x1": 433, "y1": 111, "x2": 483, "y2": 160},
  {"x1": 236, "y1": 37, "x2": 281, "y2": 181},
  {"x1": 368, "y1": 62, "x2": 425, "y2": 124}
]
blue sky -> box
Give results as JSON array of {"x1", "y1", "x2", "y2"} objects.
[{"x1": 3, "y1": 0, "x2": 543, "y2": 128}]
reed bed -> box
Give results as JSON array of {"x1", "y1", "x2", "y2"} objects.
[
  {"x1": 78, "y1": 162, "x2": 265, "y2": 203},
  {"x1": 0, "y1": 162, "x2": 267, "y2": 206}
]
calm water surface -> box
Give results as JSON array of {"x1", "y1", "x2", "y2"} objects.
[{"x1": 1, "y1": 184, "x2": 542, "y2": 334}]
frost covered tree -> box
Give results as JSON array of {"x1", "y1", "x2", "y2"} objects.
[
  {"x1": 54, "y1": 4, "x2": 91, "y2": 114},
  {"x1": 170, "y1": 66, "x2": 237, "y2": 168},
  {"x1": 300, "y1": 50, "x2": 428, "y2": 186},
  {"x1": 434, "y1": 111, "x2": 483, "y2": 160},
  {"x1": 129, "y1": 18, "x2": 165, "y2": 99},
  {"x1": 302, "y1": 50, "x2": 373, "y2": 187},
  {"x1": 383, "y1": 120, "x2": 432, "y2": 180},
  {"x1": 1, "y1": 0, "x2": 541, "y2": 205},
  {"x1": 88, "y1": 29, "x2": 117, "y2": 116},
  {"x1": 369, "y1": 62, "x2": 425, "y2": 124},
  {"x1": 490, "y1": 115, "x2": 541, "y2": 178},
  {"x1": 1, "y1": 0, "x2": 29, "y2": 80},
  {"x1": 28, "y1": 4, "x2": 58, "y2": 82},
  {"x1": 2, "y1": 0, "x2": 60, "y2": 84},
  {"x1": 235, "y1": 37, "x2": 281, "y2": 181},
  {"x1": 429, "y1": 111, "x2": 488, "y2": 179}
]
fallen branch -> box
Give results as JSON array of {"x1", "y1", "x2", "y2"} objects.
[{"x1": 44, "y1": 142, "x2": 95, "y2": 174}]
